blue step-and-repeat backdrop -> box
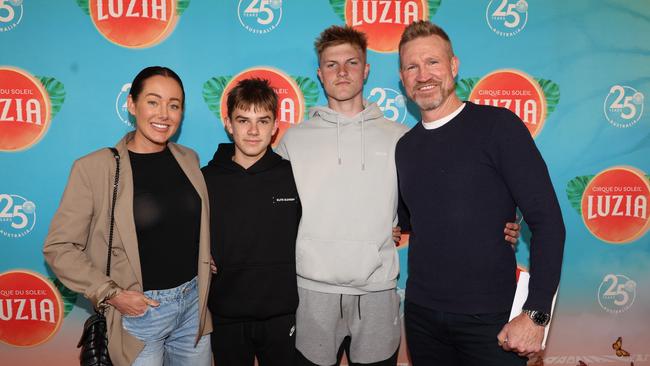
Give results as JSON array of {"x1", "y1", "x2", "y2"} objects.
[{"x1": 1, "y1": 1, "x2": 649, "y2": 365}]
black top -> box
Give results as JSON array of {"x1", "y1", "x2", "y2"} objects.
[
  {"x1": 202, "y1": 143, "x2": 301, "y2": 323},
  {"x1": 396, "y1": 102, "x2": 565, "y2": 314},
  {"x1": 129, "y1": 148, "x2": 200, "y2": 291}
]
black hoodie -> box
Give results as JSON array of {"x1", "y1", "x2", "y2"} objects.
[{"x1": 202, "y1": 143, "x2": 300, "y2": 323}]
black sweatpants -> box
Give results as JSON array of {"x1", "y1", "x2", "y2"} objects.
[{"x1": 211, "y1": 313, "x2": 296, "y2": 366}]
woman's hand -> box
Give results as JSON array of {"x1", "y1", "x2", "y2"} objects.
[{"x1": 107, "y1": 290, "x2": 159, "y2": 316}]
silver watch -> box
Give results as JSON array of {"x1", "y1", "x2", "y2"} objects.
[{"x1": 522, "y1": 309, "x2": 550, "y2": 326}]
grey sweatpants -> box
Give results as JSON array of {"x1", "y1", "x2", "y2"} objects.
[{"x1": 296, "y1": 287, "x2": 401, "y2": 365}]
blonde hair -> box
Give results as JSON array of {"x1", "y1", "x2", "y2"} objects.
[
  {"x1": 398, "y1": 20, "x2": 454, "y2": 65},
  {"x1": 315, "y1": 25, "x2": 368, "y2": 63}
]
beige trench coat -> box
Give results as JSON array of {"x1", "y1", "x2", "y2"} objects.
[{"x1": 43, "y1": 133, "x2": 212, "y2": 365}]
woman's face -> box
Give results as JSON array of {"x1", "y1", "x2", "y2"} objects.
[{"x1": 127, "y1": 75, "x2": 183, "y2": 152}]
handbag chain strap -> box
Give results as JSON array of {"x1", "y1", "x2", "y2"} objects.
[{"x1": 106, "y1": 148, "x2": 120, "y2": 277}]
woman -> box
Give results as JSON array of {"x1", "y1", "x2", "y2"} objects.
[{"x1": 43, "y1": 66, "x2": 212, "y2": 365}]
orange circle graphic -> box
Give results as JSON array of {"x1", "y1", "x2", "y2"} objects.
[
  {"x1": 0, "y1": 67, "x2": 51, "y2": 152},
  {"x1": 345, "y1": 0, "x2": 428, "y2": 53},
  {"x1": 469, "y1": 69, "x2": 547, "y2": 138},
  {"x1": 220, "y1": 67, "x2": 305, "y2": 147},
  {"x1": 0, "y1": 270, "x2": 64, "y2": 347},
  {"x1": 89, "y1": 0, "x2": 177, "y2": 48},
  {"x1": 581, "y1": 167, "x2": 650, "y2": 244}
]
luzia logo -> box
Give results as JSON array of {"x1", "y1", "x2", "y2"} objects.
[
  {"x1": 456, "y1": 69, "x2": 559, "y2": 138},
  {"x1": 0, "y1": 67, "x2": 66, "y2": 152}
]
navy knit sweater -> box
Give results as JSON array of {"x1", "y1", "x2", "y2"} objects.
[{"x1": 396, "y1": 102, "x2": 565, "y2": 314}]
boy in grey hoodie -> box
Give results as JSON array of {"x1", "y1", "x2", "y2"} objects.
[
  {"x1": 276, "y1": 25, "x2": 406, "y2": 366},
  {"x1": 277, "y1": 26, "x2": 519, "y2": 366}
]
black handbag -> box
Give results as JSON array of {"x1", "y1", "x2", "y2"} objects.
[{"x1": 77, "y1": 147, "x2": 120, "y2": 366}]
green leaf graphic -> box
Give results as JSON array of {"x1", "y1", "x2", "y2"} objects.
[
  {"x1": 455, "y1": 77, "x2": 480, "y2": 101},
  {"x1": 50, "y1": 277, "x2": 78, "y2": 318},
  {"x1": 202, "y1": 76, "x2": 232, "y2": 121},
  {"x1": 76, "y1": 0, "x2": 89, "y2": 15},
  {"x1": 177, "y1": 0, "x2": 190, "y2": 15},
  {"x1": 36, "y1": 76, "x2": 66, "y2": 120},
  {"x1": 292, "y1": 76, "x2": 320, "y2": 111},
  {"x1": 535, "y1": 78, "x2": 560, "y2": 116},
  {"x1": 566, "y1": 175, "x2": 594, "y2": 215},
  {"x1": 329, "y1": 0, "x2": 346, "y2": 22},
  {"x1": 428, "y1": 0, "x2": 442, "y2": 19}
]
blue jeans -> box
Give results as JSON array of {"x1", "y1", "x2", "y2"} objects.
[{"x1": 122, "y1": 277, "x2": 211, "y2": 366}]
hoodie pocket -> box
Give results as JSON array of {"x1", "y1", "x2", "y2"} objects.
[{"x1": 296, "y1": 238, "x2": 382, "y2": 287}]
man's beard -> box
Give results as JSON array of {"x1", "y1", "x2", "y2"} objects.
[{"x1": 415, "y1": 85, "x2": 455, "y2": 111}]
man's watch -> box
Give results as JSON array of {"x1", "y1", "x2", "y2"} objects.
[{"x1": 522, "y1": 309, "x2": 550, "y2": 326}]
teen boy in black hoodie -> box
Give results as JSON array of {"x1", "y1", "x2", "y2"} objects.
[{"x1": 202, "y1": 78, "x2": 300, "y2": 365}]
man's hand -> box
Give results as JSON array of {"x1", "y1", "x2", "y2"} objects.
[
  {"x1": 392, "y1": 226, "x2": 402, "y2": 246},
  {"x1": 210, "y1": 257, "x2": 217, "y2": 274},
  {"x1": 496, "y1": 313, "x2": 544, "y2": 357},
  {"x1": 107, "y1": 290, "x2": 159, "y2": 316},
  {"x1": 504, "y1": 222, "x2": 520, "y2": 244}
]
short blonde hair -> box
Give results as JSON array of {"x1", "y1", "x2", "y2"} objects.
[
  {"x1": 315, "y1": 25, "x2": 368, "y2": 63},
  {"x1": 398, "y1": 20, "x2": 454, "y2": 64}
]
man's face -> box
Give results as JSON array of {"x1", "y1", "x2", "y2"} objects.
[
  {"x1": 225, "y1": 105, "x2": 278, "y2": 164},
  {"x1": 399, "y1": 35, "x2": 459, "y2": 112},
  {"x1": 317, "y1": 43, "x2": 369, "y2": 104}
]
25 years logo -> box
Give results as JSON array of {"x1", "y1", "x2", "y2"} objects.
[
  {"x1": 202, "y1": 67, "x2": 319, "y2": 146},
  {"x1": 604, "y1": 85, "x2": 644, "y2": 128},
  {"x1": 366, "y1": 87, "x2": 407, "y2": 123},
  {"x1": 329, "y1": 0, "x2": 441, "y2": 53},
  {"x1": 0, "y1": 194, "x2": 36, "y2": 239},
  {"x1": 115, "y1": 82, "x2": 134, "y2": 126},
  {"x1": 597, "y1": 273, "x2": 637, "y2": 314},
  {"x1": 0, "y1": 66, "x2": 66, "y2": 152},
  {"x1": 237, "y1": 0, "x2": 283, "y2": 34},
  {"x1": 0, "y1": 0, "x2": 23, "y2": 32},
  {"x1": 486, "y1": 0, "x2": 528, "y2": 37}
]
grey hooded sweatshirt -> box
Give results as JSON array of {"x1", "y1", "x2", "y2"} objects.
[{"x1": 276, "y1": 102, "x2": 409, "y2": 295}]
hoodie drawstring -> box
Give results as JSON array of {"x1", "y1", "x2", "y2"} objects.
[
  {"x1": 326, "y1": 106, "x2": 368, "y2": 170},
  {"x1": 360, "y1": 113, "x2": 365, "y2": 171},
  {"x1": 337, "y1": 115, "x2": 342, "y2": 165}
]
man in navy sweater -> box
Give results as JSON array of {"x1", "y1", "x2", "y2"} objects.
[{"x1": 395, "y1": 21, "x2": 565, "y2": 365}]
